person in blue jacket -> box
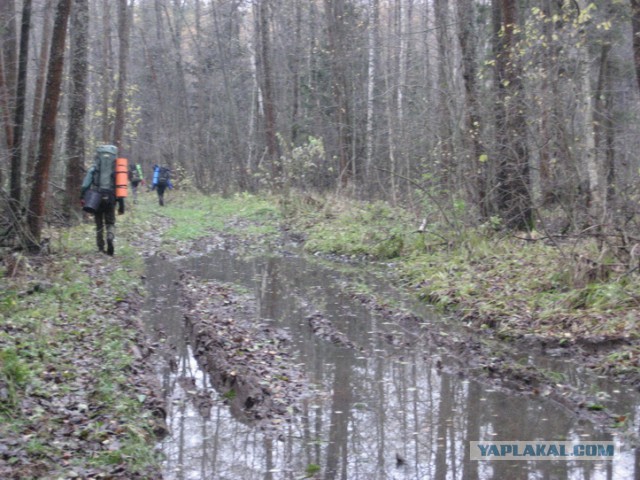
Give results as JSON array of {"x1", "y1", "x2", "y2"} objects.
[{"x1": 151, "y1": 165, "x2": 173, "y2": 206}]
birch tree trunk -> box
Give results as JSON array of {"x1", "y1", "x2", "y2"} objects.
[
  {"x1": 365, "y1": 0, "x2": 379, "y2": 181},
  {"x1": 398, "y1": 0, "x2": 412, "y2": 196},
  {"x1": 576, "y1": 0, "x2": 602, "y2": 224}
]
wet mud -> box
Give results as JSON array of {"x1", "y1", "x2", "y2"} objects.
[
  {"x1": 145, "y1": 245, "x2": 640, "y2": 479},
  {"x1": 179, "y1": 273, "x2": 308, "y2": 434}
]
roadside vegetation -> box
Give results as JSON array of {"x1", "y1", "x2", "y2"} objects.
[
  {"x1": 2, "y1": 189, "x2": 640, "y2": 477},
  {"x1": 282, "y1": 192, "x2": 640, "y2": 386},
  {"x1": 0, "y1": 224, "x2": 160, "y2": 478}
]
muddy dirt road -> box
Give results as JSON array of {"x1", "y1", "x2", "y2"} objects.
[{"x1": 145, "y1": 246, "x2": 639, "y2": 480}]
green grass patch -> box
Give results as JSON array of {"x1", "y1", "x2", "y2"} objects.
[
  {"x1": 300, "y1": 200, "x2": 414, "y2": 259},
  {"x1": 133, "y1": 190, "x2": 281, "y2": 243}
]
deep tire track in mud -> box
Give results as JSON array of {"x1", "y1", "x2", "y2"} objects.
[{"x1": 178, "y1": 273, "x2": 310, "y2": 437}]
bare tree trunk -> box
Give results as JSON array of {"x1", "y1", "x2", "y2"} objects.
[
  {"x1": 64, "y1": 0, "x2": 89, "y2": 222},
  {"x1": 594, "y1": 42, "x2": 613, "y2": 200},
  {"x1": 631, "y1": 0, "x2": 640, "y2": 93},
  {"x1": 161, "y1": 0, "x2": 192, "y2": 170},
  {"x1": 10, "y1": 0, "x2": 32, "y2": 211},
  {"x1": 0, "y1": 53, "x2": 14, "y2": 188},
  {"x1": 256, "y1": 0, "x2": 280, "y2": 185},
  {"x1": 576, "y1": 0, "x2": 602, "y2": 224},
  {"x1": 0, "y1": 0, "x2": 17, "y2": 113},
  {"x1": 0, "y1": 0, "x2": 17, "y2": 190},
  {"x1": 324, "y1": 0, "x2": 352, "y2": 188},
  {"x1": 434, "y1": 0, "x2": 454, "y2": 189},
  {"x1": 398, "y1": 0, "x2": 412, "y2": 197},
  {"x1": 26, "y1": 0, "x2": 72, "y2": 249},
  {"x1": 365, "y1": 0, "x2": 379, "y2": 182},
  {"x1": 26, "y1": 0, "x2": 54, "y2": 186},
  {"x1": 495, "y1": 0, "x2": 532, "y2": 230},
  {"x1": 138, "y1": 24, "x2": 169, "y2": 157},
  {"x1": 101, "y1": 0, "x2": 113, "y2": 142},
  {"x1": 290, "y1": 0, "x2": 302, "y2": 145},
  {"x1": 457, "y1": 0, "x2": 486, "y2": 217},
  {"x1": 113, "y1": 0, "x2": 132, "y2": 150},
  {"x1": 385, "y1": 0, "x2": 398, "y2": 203},
  {"x1": 211, "y1": 0, "x2": 246, "y2": 189},
  {"x1": 385, "y1": 73, "x2": 397, "y2": 204},
  {"x1": 537, "y1": 0, "x2": 555, "y2": 205}
]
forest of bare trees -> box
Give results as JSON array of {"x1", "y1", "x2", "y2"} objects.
[{"x1": 3, "y1": 0, "x2": 640, "y2": 255}]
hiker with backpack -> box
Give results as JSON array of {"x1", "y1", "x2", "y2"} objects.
[
  {"x1": 151, "y1": 165, "x2": 172, "y2": 206},
  {"x1": 129, "y1": 163, "x2": 144, "y2": 204},
  {"x1": 80, "y1": 145, "x2": 126, "y2": 255}
]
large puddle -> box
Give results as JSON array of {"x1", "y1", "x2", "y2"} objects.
[{"x1": 145, "y1": 249, "x2": 639, "y2": 479}]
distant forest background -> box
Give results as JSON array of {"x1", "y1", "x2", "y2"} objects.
[{"x1": 3, "y1": 0, "x2": 640, "y2": 257}]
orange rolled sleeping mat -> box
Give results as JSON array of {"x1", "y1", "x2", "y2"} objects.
[{"x1": 115, "y1": 158, "x2": 128, "y2": 198}]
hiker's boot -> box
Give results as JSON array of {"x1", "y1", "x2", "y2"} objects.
[
  {"x1": 159, "y1": 196, "x2": 164, "y2": 206},
  {"x1": 106, "y1": 233, "x2": 114, "y2": 256},
  {"x1": 97, "y1": 236, "x2": 105, "y2": 253}
]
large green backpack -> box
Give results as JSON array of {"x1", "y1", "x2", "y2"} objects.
[{"x1": 93, "y1": 145, "x2": 118, "y2": 192}]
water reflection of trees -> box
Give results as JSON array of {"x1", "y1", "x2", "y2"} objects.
[{"x1": 151, "y1": 253, "x2": 635, "y2": 479}]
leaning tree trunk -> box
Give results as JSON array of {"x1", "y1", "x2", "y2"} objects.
[
  {"x1": 64, "y1": 0, "x2": 89, "y2": 222},
  {"x1": 26, "y1": 0, "x2": 72, "y2": 250}
]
